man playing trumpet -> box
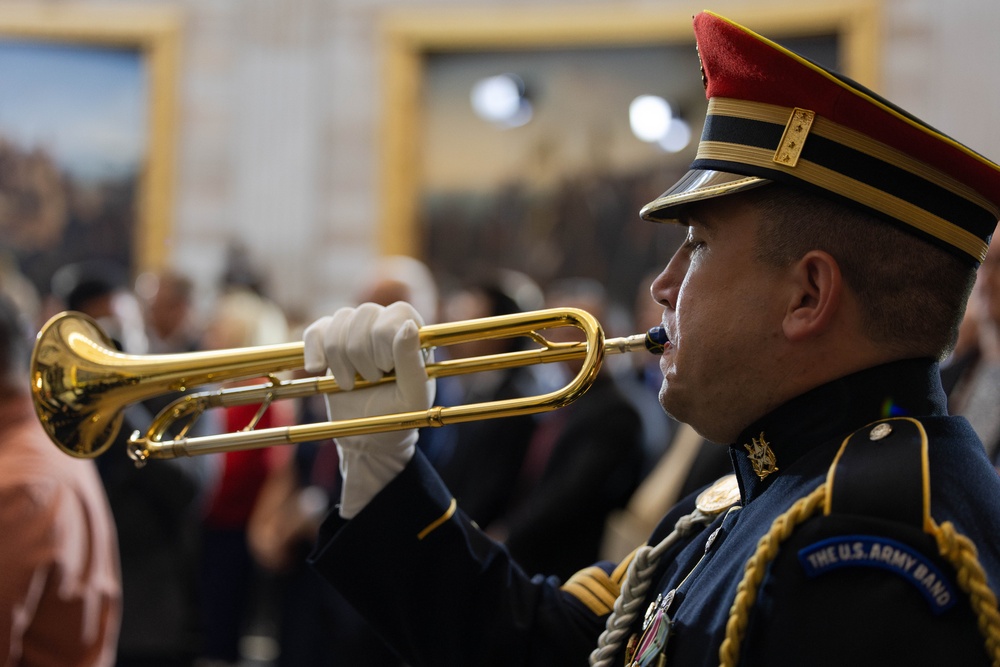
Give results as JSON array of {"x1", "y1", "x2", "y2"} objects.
[{"x1": 303, "y1": 11, "x2": 1000, "y2": 666}]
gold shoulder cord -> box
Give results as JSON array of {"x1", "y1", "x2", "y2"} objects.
[
  {"x1": 717, "y1": 484, "x2": 826, "y2": 667},
  {"x1": 932, "y1": 521, "x2": 1000, "y2": 666},
  {"x1": 716, "y1": 482, "x2": 1000, "y2": 667}
]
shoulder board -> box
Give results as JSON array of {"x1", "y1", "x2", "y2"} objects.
[{"x1": 824, "y1": 417, "x2": 929, "y2": 530}]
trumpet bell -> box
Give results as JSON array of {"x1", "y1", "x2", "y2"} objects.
[
  {"x1": 31, "y1": 312, "x2": 126, "y2": 458},
  {"x1": 31, "y1": 310, "x2": 304, "y2": 458}
]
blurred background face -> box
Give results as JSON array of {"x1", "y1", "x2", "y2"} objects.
[
  {"x1": 143, "y1": 273, "x2": 193, "y2": 341},
  {"x1": 978, "y1": 227, "x2": 1000, "y2": 327},
  {"x1": 441, "y1": 287, "x2": 508, "y2": 360},
  {"x1": 359, "y1": 278, "x2": 413, "y2": 311}
]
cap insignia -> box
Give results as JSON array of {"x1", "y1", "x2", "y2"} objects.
[
  {"x1": 773, "y1": 107, "x2": 815, "y2": 168},
  {"x1": 744, "y1": 432, "x2": 779, "y2": 480}
]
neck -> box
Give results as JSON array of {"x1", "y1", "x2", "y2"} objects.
[{"x1": 719, "y1": 333, "x2": 893, "y2": 443}]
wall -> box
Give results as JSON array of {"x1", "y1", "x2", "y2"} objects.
[{"x1": 8, "y1": 0, "x2": 1000, "y2": 326}]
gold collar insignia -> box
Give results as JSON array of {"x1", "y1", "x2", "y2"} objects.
[{"x1": 744, "y1": 432, "x2": 779, "y2": 480}]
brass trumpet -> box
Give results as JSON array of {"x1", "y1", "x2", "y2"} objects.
[{"x1": 30, "y1": 307, "x2": 666, "y2": 466}]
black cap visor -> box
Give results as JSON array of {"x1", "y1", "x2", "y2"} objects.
[{"x1": 640, "y1": 169, "x2": 771, "y2": 222}]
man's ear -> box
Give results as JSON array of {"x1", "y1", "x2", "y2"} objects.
[{"x1": 783, "y1": 250, "x2": 843, "y2": 342}]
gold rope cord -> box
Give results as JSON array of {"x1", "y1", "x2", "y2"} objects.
[
  {"x1": 589, "y1": 508, "x2": 715, "y2": 667},
  {"x1": 717, "y1": 484, "x2": 827, "y2": 667},
  {"x1": 933, "y1": 521, "x2": 1000, "y2": 667},
  {"x1": 717, "y1": 485, "x2": 1000, "y2": 667}
]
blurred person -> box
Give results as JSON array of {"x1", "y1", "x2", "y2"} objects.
[
  {"x1": 0, "y1": 253, "x2": 41, "y2": 330},
  {"x1": 133, "y1": 269, "x2": 222, "y2": 482},
  {"x1": 48, "y1": 261, "x2": 207, "y2": 667},
  {"x1": 135, "y1": 269, "x2": 203, "y2": 355},
  {"x1": 942, "y1": 222, "x2": 1000, "y2": 462},
  {"x1": 354, "y1": 254, "x2": 440, "y2": 327},
  {"x1": 248, "y1": 255, "x2": 440, "y2": 667},
  {"x1": 48, "y1": 260, "x2": 148, "y2": 354},
  {"x1": 430, "y1": 273, "x2": 550, "y2": 528},
  {"x1": 602, "y1": 272, "x2": 731, "y2": 562},
  {"x1": 484, "y1": 277, "x2": 645, "y2": 580},
  {"x1": 248, "y1": 256, "x2": 440, "y2": 553},
  {"x1": 300, "y1": 12, "x2": 1000, "y2": 666},
  {"x1": 0, "y1": 292, "x2": 121, "y2": 666},
  {"x1": 625, "y1": 270, "x2": 682, "y2": 463},
  {"x1": 196, "y1": 286, "x2": 293, "y2": 666}
]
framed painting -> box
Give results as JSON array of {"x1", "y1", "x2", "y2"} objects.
[
  {"x1": 378, "y1": 2, "x2": 880, "y2": 307},
  {"x1": 0, "y1": 4, "x2": 179, "y2": 300}
]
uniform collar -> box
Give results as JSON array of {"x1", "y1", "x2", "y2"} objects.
[{"x1": 730, "y1": 358, "x2": 946, "y2": 503}]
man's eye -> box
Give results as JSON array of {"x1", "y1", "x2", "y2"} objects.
[{"x1": 683, "y1": 237, "x2": 705, "y2": 253}]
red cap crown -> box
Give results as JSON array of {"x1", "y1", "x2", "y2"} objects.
[{"x1": 641, "y1": 11, "x2": 1000, "y2": 264}]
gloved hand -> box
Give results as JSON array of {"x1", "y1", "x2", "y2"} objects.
[{"x1": 303, "y1": 301, "x2": 435, "y2": 518}]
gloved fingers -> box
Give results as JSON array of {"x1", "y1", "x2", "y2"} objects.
[
  {"x1": 392, "y1": 319, "x2": 435, "y2": 408},
  {"x1": 303, "y1": 301, "x2": 427, "y2": 395},
  {"x1": 302, "y1": 315, "x2": 334, "y2": 375},
  {"x1": 325, "y1": 307, "x2": 362, "y2": 391},
  {"x1": 372, "y1": 302, "x2": 426, "y2": 373},
  {"x1": 341, "y1": 303, "x2": 387, "y2": 385}
]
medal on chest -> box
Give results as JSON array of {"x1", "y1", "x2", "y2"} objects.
[
  {"x1": 625, "y1": 592, "x2": 674, "y2": 666},
  {"x1": 621, "y1": 475, "x2": 742, "y2": 666}
]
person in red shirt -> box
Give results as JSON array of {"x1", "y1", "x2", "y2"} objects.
[{"x1": 198, "y1": 286, "x2": 293, "y2": 665}]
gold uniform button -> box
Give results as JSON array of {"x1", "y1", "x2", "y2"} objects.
[{"x1": 869, "y1": 423, "x2": 893, "y2": 441}]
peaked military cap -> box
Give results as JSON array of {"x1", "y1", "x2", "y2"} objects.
[{"x1": 640, "y1": 11, "x2": 1000, "y2": 265}]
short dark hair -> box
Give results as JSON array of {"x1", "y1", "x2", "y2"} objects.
[
  {"x1": 0, "y1": 294, "x2": 30, "y2": 389},
  {"x1": 745, "y1": 185, "x2": 977, "y2": 360}
]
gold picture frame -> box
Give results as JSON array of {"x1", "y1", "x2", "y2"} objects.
[
  {"x1": 378, "y1": 2, "x2": 880, "y2": 260},
  {"x1": 0, "y1": 3, "x2": 180, "y2": 288}
]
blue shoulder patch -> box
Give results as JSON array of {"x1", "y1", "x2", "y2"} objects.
[{"x1": 798, "y1": 535, "x2": 956, "y2": 614}]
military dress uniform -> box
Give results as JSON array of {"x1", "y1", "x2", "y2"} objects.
[
  {"x1": 310, "y1": 359, "x2": 1000, "y2": 666},
  {"x1": 309, "y1": 10, "x2": 1000, "y2": 667}
]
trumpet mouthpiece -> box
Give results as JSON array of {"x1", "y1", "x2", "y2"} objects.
[{"x1": 645, "y1": 326, "x2": 669, "y2": 354}]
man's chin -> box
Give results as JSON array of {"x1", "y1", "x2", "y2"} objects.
[{"x1": 658, "y1": 384, "x2": 684, "y2": 422}]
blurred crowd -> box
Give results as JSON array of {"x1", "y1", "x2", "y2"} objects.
[{"x1": 1, "y1": 235, "x2": 998, "y2": 665}]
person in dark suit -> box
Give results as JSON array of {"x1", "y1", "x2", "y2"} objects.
[
  {"x1": 483, "y1": 278, "x2": 645, "y2": 581},
  {"x1": 300, "y1": 11, "x2": 1000, "y2": 666},
  {"x1": 430, "y1": 275, "x2": 549, "y2": 530}
]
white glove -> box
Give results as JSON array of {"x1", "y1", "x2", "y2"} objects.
[{"x1": 303, "y1": 301, "x2": 435, "y2": 519}]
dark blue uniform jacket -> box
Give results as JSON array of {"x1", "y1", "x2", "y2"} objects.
[{"x1": 310, "y1": 358, "x2": 1000, "y2": 666}]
